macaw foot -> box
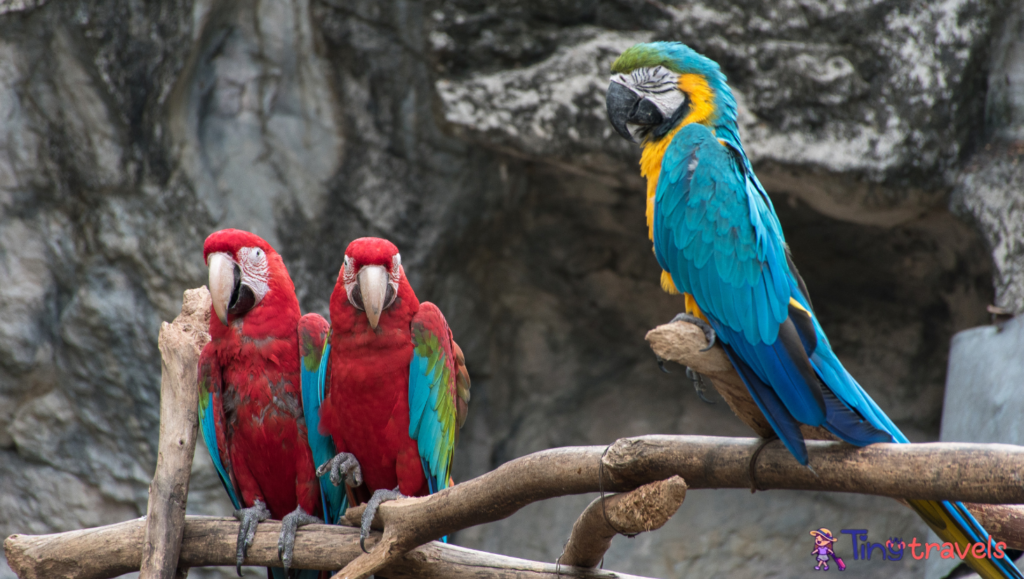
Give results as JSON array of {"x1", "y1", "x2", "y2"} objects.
[
  {"x1": 360, "y1": 487, "x2": 404, "y2": 553},
  {"x1": 671, "y1": 313, "x2": 716, "y2": 351},
  {"x1": 316, "y1": 452, "x2": 364, "y2": 488},
  {"x1": 233, "y1": 499, "x2": 271, "y2": 576},
  {"x1": 277, "y1": 505, "x2": 322, "y2": 574},
  {"x1": 656, "y1": 354, "x2": 671, "y2": 374},
  {"x1": 685, "y1": 366, "x2": 715, "y2": 404}
]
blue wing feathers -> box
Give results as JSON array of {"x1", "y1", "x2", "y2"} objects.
[
  {"x1": 408, "y1": 314, "x2": 455, "y2": 495},
  {"x1": 197, "y1": 354, "x2": 242, "y2": 511},
  {"x1": 300, "y1": 337, "x2": 345, "y2": 525},
  {"x1": 721, "y1": 342, "x2": 808, "y2": 464}
]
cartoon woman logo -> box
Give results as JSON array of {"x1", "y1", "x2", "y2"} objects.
[{"x1": 811, "y1": 528, "x2": 846, "y2": 571}]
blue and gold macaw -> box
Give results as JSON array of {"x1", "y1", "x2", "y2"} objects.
[{"x1": 606, "y1": 41, "x2": 1021, "y2": 579}]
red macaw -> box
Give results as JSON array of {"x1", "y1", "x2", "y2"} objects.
[
  {"x1": 303, "y1": 237, "x2": 470, "y2": 549},
  {"x1": 197, "y1": 229, "x2": 323, "y2": 578}
]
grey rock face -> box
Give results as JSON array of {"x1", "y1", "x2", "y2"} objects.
[
  {"x1": 435, "y1": 0, "x2": 993, "y2": 227},
  {"x1": 0, "y1": 1, "x2": 1018, "y2": 579}
]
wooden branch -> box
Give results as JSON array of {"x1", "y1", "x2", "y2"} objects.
[
  {"x1": 9, "y1": 434, "x2": 1024, "y2": 578},
  {"x1": 646, "y1": 320, "x2": 1024, "y2": 549},
  {"x1": 646, "y1": 321, "x2": 834, "y2": 440},
  {"x1": 2, "y1": 517, "x2": 653, "y2": 579},
  {"x1": 968, "y1": 505, "x2": 1024, "y2": 551},
  {"x1": 333, "y1": 435, "x2": 1024, "y2": 579},
  {"x1": 560, "y1": 476, "x2": 687, "y2": 568},
  {"x1": 140, "y1": 288, "x2": 211, "y2": 579}
]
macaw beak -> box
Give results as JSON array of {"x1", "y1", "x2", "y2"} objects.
[
  {"x1": 208, "y1": 252, "x2": 237, "y2": 326},
  {"x1": 357, "y1": 265, "x2": 388, "y2": 330},
  {"x1": 208, "y1": 252, "x2": 258, "y2": 326},
  {"x1": 606, "y1": 81, "x2": 664, "y2": 143}
]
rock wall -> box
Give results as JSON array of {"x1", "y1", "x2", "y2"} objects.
[{"x1": 0, "y1": 1, "x2": 1020, "y2": 578}]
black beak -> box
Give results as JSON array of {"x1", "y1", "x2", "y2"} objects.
[
  {"x1": 606, "y1": 82, "x2": 665, "y2": 144},
  {"x1": 227, "y1": 264, "x2": 257, "y2": 318}
]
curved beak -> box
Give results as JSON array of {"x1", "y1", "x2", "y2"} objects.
[
  {"x1": 207, "y1": 252, "x2": 237, "y2": 326},
  {"x1": 606, "y1": 81, "x2": 665, "y2": 143},
  {"x1": 357, "y1": 265, "x2": 388, "y2": 330}
]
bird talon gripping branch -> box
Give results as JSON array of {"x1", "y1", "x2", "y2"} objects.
[
  {"x1": 233, "y1": 499, "x2": 270, "y2": 575},
  {"x1": 360, "y1": 487, "x2": 405, "y2": 553},
  {"x1": 278, "y1": 506, "x2": 322, "y2": 574},
  {"x1": 671, "y1": 312, "x2": 716, "y2": 351}
]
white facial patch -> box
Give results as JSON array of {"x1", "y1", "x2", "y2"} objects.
[
  {"x1": 343, "y1": 254, "x2": 359, "y2": 306},
  {"x1": 610, "y1": 65, "x2": 686, "y2": 119},
  {"x1": 237, "y1": 246, "x2": 270, "y2": 303}
]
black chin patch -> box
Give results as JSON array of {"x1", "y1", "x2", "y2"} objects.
[
  {"x1": 652, "y1": 96, "x2": 691, "y2": 140},
  {"x1": 350, "y1": 282, "x2": 365, "y2": 311},
  {"x1": 229, "y1": 284, "x2": 257, "y2": 317}
]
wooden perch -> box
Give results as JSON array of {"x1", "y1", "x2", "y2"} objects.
[
  {"x1": 8, "y1": 436, "x2": 1024, "y2": 578},
  {"x1": 560, "y1": 476, "x2": 687, "y2": 568},
  {"x1": 332, "y1": 434, "x2": 1024, "y2": 579},
  {"x1": 139, "y1": 288, "x2": 211, "y2": 579},
  {"x1": 646, "y1": 319, "x2": 1024, "y2": 555},
  {"x1": 2, "y1": 516, "x2": 654, "y2": 579}
]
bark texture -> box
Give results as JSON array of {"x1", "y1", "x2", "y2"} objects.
[{"x1": 139, "y1": 287, "x2": 210, "y2": 579}]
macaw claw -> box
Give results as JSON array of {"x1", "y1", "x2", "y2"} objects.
[
  {"x1": 686, "y1": 366, "x2": 715, "y2": 404},
  {"x1": 671, "y1": 313, "x2": 716, "y2": 351},
  {"x1": 360, "y1": 487, "x2": 404, "y2": 553},
  {"x1": 656, "y1": 355, "x2": 671, "y2": 374},
  {"x1": 278, "y1": 505, "x2": 321, "y2": 574},
  {"x1": 316, "y1": 452, "x2": 364, "y2": 488},
  {"x1": 233, "y1": 499, "x2": 271, "y2": 576}
]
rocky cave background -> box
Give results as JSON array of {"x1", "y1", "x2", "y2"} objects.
[{"x1": 1, "y1": 0, "x2": 1023, "y2": 578}]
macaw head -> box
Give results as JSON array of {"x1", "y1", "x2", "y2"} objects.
[
  {"x1": 606, "y1": 42, "x2": 736, "y2": 146},
  {"x1": 203, "y1": 229, "x2": 292, "y2": 327},
  {"x1": 339, "y1": 237, "x2": 403, "y2": 330}
]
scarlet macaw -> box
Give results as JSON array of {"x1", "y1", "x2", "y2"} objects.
[
  {"x1": 303, "y1": 237, "x2": 470, "y2": 548},
  {"x1": 198, "y1": 229, "x2": 325, "y2": 577},
  {"x1": 605, "y1": 42, "x2": 1021, "y2": 579}
]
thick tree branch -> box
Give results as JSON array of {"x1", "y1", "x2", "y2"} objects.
[
  {"x1": 140, "y1": 288, "x2": 210, "y2": 579},
  {"x1": 646, "y1": 320, "x2": 1024, "y2": 551},
  {"x1": 8, "y1": 437, "x2": 1024, "y2": 578},
  {"x1": 334, "y1": 434, "x2": 1024, "y2": 579},
  {"x1": 2, "y1": 517, "x2": 653, "y2": 579},
  {"x1": 560, "y1": 476, "x2": 688, "y2": 568}
]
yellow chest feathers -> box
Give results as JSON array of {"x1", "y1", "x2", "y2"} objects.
[{"x1": 638, "y1": 73, "x2": 717, "y2": 241}]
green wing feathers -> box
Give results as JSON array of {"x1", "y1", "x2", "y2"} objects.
[{"x1": 408, "y1": 303, "x2": 470, "y2": 493}]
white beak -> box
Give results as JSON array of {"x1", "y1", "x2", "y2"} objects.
[
  {"x1": 358, "y1": 265, "x2": 388, "y2": 330},
  {"x1": 208, "y1": 252, "x2": 235, "y2": 326}
]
